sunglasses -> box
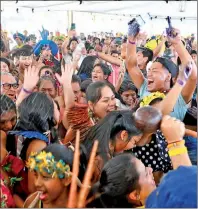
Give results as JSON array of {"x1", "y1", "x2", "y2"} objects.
[{"x1": 1, "y1": 83, "x2": 19, "y2": 90}]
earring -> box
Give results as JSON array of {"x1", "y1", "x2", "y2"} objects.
[{"x1": 88, "y1": 108, "x2": 94, "y2": 119}]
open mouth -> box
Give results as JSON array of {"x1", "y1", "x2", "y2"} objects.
[
  {"x1": 8, "y1": 93, "x2": 15, "y2": 98},
  {"x1": 148, "y1": 79, "x2": 154, "y2": 86},
  {"x1": 39, "y1": 191, "x2": 47, "y2": 200},
  {"x1": 24, "y1": 64, "x2": 30, "y2": 68},
  {"x1": 92, "y1": 76, "x2": 98, "y2": 80},
  {"x1": 107, "y1": 107, "x2": 116, "y2": 113}
]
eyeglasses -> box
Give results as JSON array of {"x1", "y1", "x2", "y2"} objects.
[
  {"x1": 19, "y1": 56, "x2": 33, "y2": 61},
  {"x1": 1, "y1": 83, "x2": 19, "y2": 90}
]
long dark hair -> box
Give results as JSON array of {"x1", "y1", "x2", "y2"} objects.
[
  {"x1": 82, "y1": 110, "x2": 142, "y2": 162},
  {"x1": 15, "y1": 92, "x2": 56, "y2": 161},
  {"x1": 0, "y1": 95, "x2": 17, "y2": 156},
  {"x1": 89, "y1": 153, "x2": 140, "y2": 208},
  {"x1": 15, "y1": 92, "x2": 55, "y2": 132},
  {"x1": 0, "y1": 94, "x2": 16, "y2": 116},
  {"x1": 86, "y1": 81, "x2": 111, "y2": 104},
  {"x1": 77, "y1": 56, "x2": 99, "y2": 81}
]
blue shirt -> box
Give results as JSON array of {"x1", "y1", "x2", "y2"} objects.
[{"x1": 139, "y1": 79, "x2": 188, "y2": 121}]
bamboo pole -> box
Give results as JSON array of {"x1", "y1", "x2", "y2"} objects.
[
  {"x1": 77, "y1": 140, "x2": 99, "y2": 208},
  {"x1": 67, "y1": 130, "x2": 80, "y2": 208}
]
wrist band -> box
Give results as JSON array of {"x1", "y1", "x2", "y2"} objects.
[
  {"x1": 177, "y1": 79, "x2": 185, "y2": 86},
  {"x1": 167, "y1": 140, "x2": 185, "y2": 149},
  {"x1": 168, "y1": 146, "x2": 187, "y2": 157},
  {"x1": 128, "y1": 40, "x2": 136, "y2": 45},
  {"x1": 22, "y1": 87, "x2": 33, "y2": 94}
]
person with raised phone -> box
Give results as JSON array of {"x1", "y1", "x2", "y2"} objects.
[{"x1": 126, "y1": 17, "x2": 197, "y2": 122}]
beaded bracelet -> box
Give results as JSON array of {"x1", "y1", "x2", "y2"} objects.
[
  {"x1": 128, "y1": 40, "x2": 136, "y2": 45},
  {"x1": 22, "y1": 87, "x2": 33, "y2": 94},
  {"x1": 168, "y1": 146, "x2": 187, "y2": 157}
]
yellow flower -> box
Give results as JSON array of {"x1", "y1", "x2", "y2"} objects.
[
  {"x1": 36, "y1": 151, "x2": 48, "y2": 161},
  {"x1": 26, "y1": 158, "x2": 36, "y2": 170},
  {"x1": 140, "y1": 91, "x2": 166, "y2": 107}
]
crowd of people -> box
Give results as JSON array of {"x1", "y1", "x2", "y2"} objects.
[{"x1": 0, "y1": 17, "x2": 197, "y2": 208}]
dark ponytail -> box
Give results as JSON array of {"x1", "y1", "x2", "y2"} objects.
[
  {"x1": 88, "y1": 154, "x2": 140, "y2": 207},
  {"x1": 83, "y1": 110, "x2": 142, "y2": 163}
]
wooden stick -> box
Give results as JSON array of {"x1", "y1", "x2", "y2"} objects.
[
  {"x1": 77, "y1": 140, "x2": 99, "y2": 208},
  {"x1": 62, "y1": 126, "x2": 74, "y2": 145},
  {"x1": 67, "y1": 130, "x2": 80, "y2": 208},
  {"x1": 28, "y1": 192, "x2": 41, "y2": 208},
  {"x1": 185, "y1": 129, "x2": 197, "y2": 138}
]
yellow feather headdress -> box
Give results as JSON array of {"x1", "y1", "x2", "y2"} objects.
[{"x1": 26, "y1": 151, "x2": 70, "y2": 179}]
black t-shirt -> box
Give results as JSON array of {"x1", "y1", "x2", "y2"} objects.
[
  {"x1": 87, "y1": 195, "x2": 136, "y2": 208},
  {"x1": 183, "y1": 98, "x2": 197, "y2": 126}
]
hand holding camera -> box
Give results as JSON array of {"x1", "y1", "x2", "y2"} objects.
[
  {"x1": 128, "y1": 18, "x2": 141, "y2": 38},
  {"x1": 166, "y1": 16, "x2": 181, "y2": 44}
]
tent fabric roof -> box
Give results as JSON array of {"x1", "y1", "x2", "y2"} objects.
[
  {"x1": 1, "y1": 1, "x2": 197, "y2": 37},
  {"x1": 1, "y1": 1, "x2": 197, "y2": 18}
]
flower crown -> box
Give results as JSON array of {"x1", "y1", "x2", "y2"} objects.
[
  {"x1": 26, "y1": 151, "x2": 70, "y2": 179},
  {"x1": 140, "y1": 92, "x2": 166, "y2": 107}
]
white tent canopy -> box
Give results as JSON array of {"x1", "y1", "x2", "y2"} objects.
[
  {"x1": 2, "y1": 1, "x2": 197, "y2": 17},
  {"x1": 1, "y1": 1, "x2": 197, "y2": 36}
]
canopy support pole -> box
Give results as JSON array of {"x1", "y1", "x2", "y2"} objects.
[{"x1": 67, "y1": 10, "x2": 73, "y2": 30}]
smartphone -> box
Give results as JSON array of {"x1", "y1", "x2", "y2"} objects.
[
  {"x1": 128, "y1": 18, "x2": 140, "y2": 37},
  {"x1": 166, "y1": 16, "x2": 173, "y2": 37},
  {"x1": 167, "y1": 16, "x2": 172, "y2": 29}
]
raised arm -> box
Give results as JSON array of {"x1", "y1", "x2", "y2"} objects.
[
  {"x1": 115, "y1": 63, "x2": 126, "y2": 92},
  {"x1": 126, "y1": 35, "x2": 145, "y2": 89},
  {"x1": 16, "y1": 66, "x2": 39, "y2": 107},
  {"x1": 152, "y1": 36, "x2": 166, "y2": 58},
  {"x1": 62, "y1": 38, "x2": 70, "y2": 56},
  {"x1": 168, "y1": 28, "x2": 197, "y2": 103},
  {"x1": 96, "y1": 52, "x2": 122, "y2": 66},
  {"x1": 55, "y1": 63, "x2": 75, "y2": 110},
  {"x1": 158, "y1": 62, "x2": 193, "y2": 116},
  {"x1": 161, "y1": 115, "x2": 192, "y2": 169},
  {"x1": 126, "y1": 19, "x2": 146, "y2": 89}
]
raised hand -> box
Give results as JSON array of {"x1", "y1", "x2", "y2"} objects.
[
  {"x1": 166, "y1": 27, "x2": 181, "y2": 45},
  {"x1": 128, "y1": 18, "x2": 140, "y2": 40},
  {"x1": 23, "y1": 65, "x2": 39, "y2": 91},
  {"x1": 73, "y1": 50, "x2": 81, "y2": 63},
  {"x1": 55, "y1": 64, "x2": 74, "y2": 86},
  {"x1": 131, "y1": 98, "x2": 139, "y2": 109},
  {"x1": 160, "y1": 115, "x2": 185, "y2": 144}
]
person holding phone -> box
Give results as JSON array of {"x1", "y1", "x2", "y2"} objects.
[{"x1": 126, "y1": 18, "x2": 197, "y2": 122}]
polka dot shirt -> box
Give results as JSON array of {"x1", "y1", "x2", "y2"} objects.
[{"x1": 127, "y1": 130, "x2": 172, "y2": 173}]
